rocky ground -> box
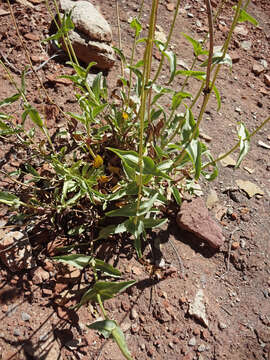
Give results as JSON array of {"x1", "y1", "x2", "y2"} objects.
[{"x1": 0, "y1": 0, "x2": 270, "y2": 359}]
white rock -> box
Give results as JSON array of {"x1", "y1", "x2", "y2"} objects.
[
  {"x1": 188, "y1": 289, "x2": 209, "y2": 327},
  {"x1": 58, "y1": 0, "x2": 115, "y2": 69},
  {"x1": 59, "y1": 0, "x2": 112, "y2": 42}
]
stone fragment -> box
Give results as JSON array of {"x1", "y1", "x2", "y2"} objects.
[
  {"x1": 58, "y1": 0, "x2": 115, "y2": 69},
  {"x1": 252, "y1": 62, "x2": 265, "y2": 76},
  {"x1": 220, "y1": 154, "x2": 236, "y2": 167},
  {"x1": 32, "y1": 267, "x2": 50, "y2": 284},
  {"x1": 21, "y1": 311, "x2": 31, "y2": 321},
  {"x1": 176, "y1": 198, "x2": 225, "y2": 249},
  {"x1": 240, "y1": 40, "x2": 251, "y2": 50},
  {"x1": 188, "y1": 289, "x2": 209, "y2": 327},
  {"x1": 234, "y1": 25, "x2": 248, "y2": 36},
  {"x1": 258, "y1": 140, "x2": 270, "y2": 149},
  {"x1": 166, "y1": 3, "x2": 175, "y2": 11},
  {"x1": 236, "y1": 179, "x2": 264, "y2": 198},
  {"x1": 188, "y1": 337, "x2": 196, "y2": 346},
  {"x1": 264, "y1": 74, "x2": 270, "y2": 87},
  {"x1": 260, "y1": 59, "x2": 268, "y2": 69},
  {"x1": 206, "y1": 189, "x2": 219, "y2": 209},
  {"x1": 0, "y1": 230, "x2": 35, "y2": 272}
]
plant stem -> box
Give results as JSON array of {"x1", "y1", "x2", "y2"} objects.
[
  {"x1": 202, "y1": 115, "x2": 270, "y2": 169},
  {"x1": 135, "y1": 0, "x2": 159, "y2": 226},
  {"x1": 152, "y1": 0, "x2": 182, "y2": 83}
]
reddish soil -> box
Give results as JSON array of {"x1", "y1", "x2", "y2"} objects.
[{"x1": 0, "y1": 0, "x2": 270, "y2": 360}]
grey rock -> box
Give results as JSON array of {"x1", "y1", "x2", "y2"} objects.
[
  {"x1": 21, "y1": 311, "x2": 31, "y2": 322},
  {"x1": 188, "y1": 289, "x2": 209, "y2": 327},
  {"x1": 240, "y1": 40, "x2": 252, "y2": 50},
  {"x1": 14, "y1": 328, "x2": 21, "y2": 336},
  {"x1": 198, "y1": 344, "x2": 206, "y2": 352},
  {"x1": 58, "y1": 0, "x2": 115, "y2": 69},
  {"x1": 59, "y1": 0, "x2": 112, "y2": 42},
  {"x1": 218, "y1": 321, "x2": 227, "y2": 330},
  {"x1": 188, "y1": 336, "x2": 197, "y2": 346},
  {"x1": 176, "y1": 198, "x2": 225, "y2": 249}
]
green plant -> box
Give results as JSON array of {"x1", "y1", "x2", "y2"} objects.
[{"x1": 0, "y1": 0, "x2": 269, "y2": 358}]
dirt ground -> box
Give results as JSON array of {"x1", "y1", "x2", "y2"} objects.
[{"x1": 0, "y1": 0, "x2": 270, "y2": 359}]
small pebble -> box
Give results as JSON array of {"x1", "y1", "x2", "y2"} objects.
[
  {"x1": 198, "y1": 344, "x2": 206, "y2": 352},
  {"x1": 188, "y1": 336, "x2": 197, "y2": 346},
  {"x1": 21, "y1": 312, "x2": 31, "y2": 322},
  {"x1": 231, "y1": 241, "x2": 240, "y2": 250},
  {"x1": 13, "y1": 328, "x2": 21, "y2": 337},
  {"x1": 218, "y1": 322, "x2": 227, "y2": 330},
  {"x1": 131, "y1": 308, "x2": 138, "y2": 320}
]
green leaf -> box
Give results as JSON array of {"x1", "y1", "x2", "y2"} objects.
[
  {"x1": 78, "y1": 280, "x2": 136, "y2": 306},
  {"x1": 53, "y1": 254, "x2": 90, "y2": 269},
  {"x1": 181, "y1": 33, "x2": 208, "y2": 57},
  {"x1": 171, "y1": 186, "x2": 182, "y2": 205},
  {"x1": 185, "y1": 139, "x2": 202, "y2": 180},
  {"x1": 235, "y1": 123, "x2": 250, "y2": 168},
  {"x1": 158, "y1": 43, "x2": 177, "y2": 84},
  {"x1": 95, "y1": 259, "x2": 121, "y2": 278},
  {"x1": 88, "y1": 320, "x2": 133, "y2": 360},
  {"x1": 106, "y1": 193, "x2": 158, "y2": 218},
  {"x1": 212, "y1": 84, "x2": 221, "y2": 111},
  {"x1": 130, "y1": 18, "x2": 142, "y2": 37},
  {"x1": 176, "y1": 70, "x2": 206, "y2": 77},
  {"x1": 113, "y1": 46, "x2": 126, "y2": 64},
  {"x1": 172, "y1": 91, "x2": 192, "y2": 110},
  {"x1": 111, "y1": 324, "x2": 133, "y2": 360},
  {"x1": 181, "y1": 107, "x2": 198, "y2": 143},
  {"x1": 143, "y1": 218, "x2": 167, "y2": 228},
  {"x1": 24, "y1": 105, "x2": 44, "y2": 128},
  {"x1": 87, "y1": 319, "x2": 117, "y2": 338},
  {"x1": 200, "y1": 51, "x2": 232, "y2": 68},
  {"x1": 235, "y1": 7, "x2": 258, "y2": 26},
  {"x1": 0, "y1": 93, "x2": 20, "y2": 108},
  {"x1": 0, "y1": 191, "x2": 22, "y2": 208}
]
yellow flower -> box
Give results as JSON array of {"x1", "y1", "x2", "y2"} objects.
[
  {"x1": 93, "y1": 155, "x2": 103, "y2": 168},
  {"x1": 122, "y1": 112, "x2": 129, "y2": 120}
]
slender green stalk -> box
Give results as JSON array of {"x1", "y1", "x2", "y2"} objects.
[
  {"x1": 152, "y1": 0, "x2": 182, "y2": 82},
  {"x1": 135, "y1": 0, "x2": 159, "y2": 225},
  {"x1": 202, "y1": 116, "x2": 270, "y2": 169},
  {"x1": 173, "y1": 0, "x2": 242, "y2": 168}
]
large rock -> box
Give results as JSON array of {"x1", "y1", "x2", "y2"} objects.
[
  {"x1": 176, "y1": 197, "x2": 225, "y2": 249},
  {"x1": 58, "y1": 0, "x2": 115, "y2": 69}
]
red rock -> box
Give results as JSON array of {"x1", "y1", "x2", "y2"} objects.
[
  {"x1": 42, "y1": 288, "x2": 53, "y2": 296},
  {"x1": 24, "y1": 33, "x2": 40, "y2": 41},
  {"x1": 231, "y1": 241, "x2": 240, "y2": 250},
  {"x1": 32, "y1": 267, "x2": 50, "y2": 284},
  {"x1": 176, "y1": 198, "x2": 225, "y2": 249},
  {"x1": 31, "y1": 54, "x2": 49, "y2": 63}
]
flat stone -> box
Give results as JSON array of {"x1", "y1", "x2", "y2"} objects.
[
  {"x1": 252, "y1": 62, "x2": 265, "y2": 76},
  {"x1": 264, "y1": 74, "x2": 270, "y2": 87},
  {"x1": 188, "y1": 336, "x2": 196, "y2": 346},
  {"x1": 240, "y1": 40, "x2": 252, "y2": 50},
  {"x1": 21, "y1": 311, "x2": 31, "y2": 322},
  {"x1": 234, "y1": 25, "x2": 248, "y2": 36},
  {"x1": 188, "y1": 289, "x2": 209, "y2": 327},
  {"x1": 176, "y1": 198, "x2": 225, "y2": 249}
]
